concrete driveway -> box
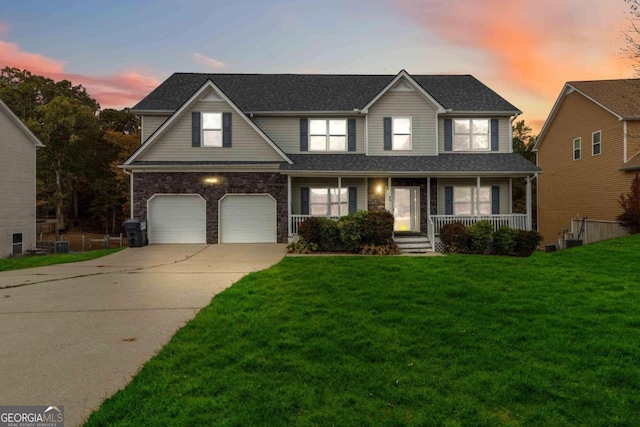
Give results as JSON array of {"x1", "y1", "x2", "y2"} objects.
[{"x1": 0, "y1": 244, "x2": 286, "y2": 426}]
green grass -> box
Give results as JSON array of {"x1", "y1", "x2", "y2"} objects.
[
  {"x1": 0, "y1": 248, "x2": 123, "y2": 272},
  {"x1": 85, "y1": 236, "x2": 640, "y2": 426}
]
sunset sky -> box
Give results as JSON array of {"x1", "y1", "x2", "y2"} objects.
[{"x1": 0, "y1": 0, "x2": 637, "y2": 133}]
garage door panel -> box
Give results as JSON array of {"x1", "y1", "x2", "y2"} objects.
[
  {"x1": 148, "y1": 195, "x2": 206, "y2": 244},
  {"x1": 220, "y1": 195, "x2": 276, "y2": 243}
]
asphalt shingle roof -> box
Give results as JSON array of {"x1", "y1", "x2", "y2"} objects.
[
  {"x1": 569, "y1": 79, "x2": 640, "y2": 120},
  {"x1": 133, "y1": 73, "x2": 520, "y2": 113},
  {"x1": 281, "y1": 153, "x2": 540, "y2": 174}
]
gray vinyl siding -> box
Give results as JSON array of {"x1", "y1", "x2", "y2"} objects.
[
  {"x1": 368, "y1": 89, "x2": 438, "y2": 156},
  {"x1": 0, "y1": 109, "x2": 37, "y2": 258},
  {"x1": 139, "y1": 99, "x2": 284, "y2": 162},
  {"x1": 436, "y1": 178, "x2": 510, "y2": 215},
  {"x1": 438, "y1": 117, "x2": 512, "y2": 153},
  {"x1": 291, "y1": 177, "x2": 366, "y2": 215},
  {"x1": 253, "y1": 116, "x2": 365, "y2": 154},
  {"x1": 141, "y1": 114, "x2": 170, "y2": 143}
]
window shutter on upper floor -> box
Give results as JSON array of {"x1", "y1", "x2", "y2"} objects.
[
  {"x1": 383, "y1": 117, "x2": 392, "y2": 151},
  {"x1": 300, "y1": 118, "x2": 308, "y2": 152},
  {"x1": 444, "y1": 118, "x2": 452, "y2": 151},
  {"x1": 348, "y1": 187, "x2": 357, "y2": 213},
  {"x1": 445, "y1": 186, "x2": 453, "y2": 215},
  {"x1": 301, "y1": 187, "x2": 310, "y2": 215},
  {"x1": 491, "y1": 119, "x2": 499, "y2": 151},
  {"x1": 192, "y1": 112, "x2": 201, "y2": 147},
  {"x1": 222, "y1": 112, "x2": 232, "y2": 147},
  {"x1": 491, "y1": 186, "x2": 500, "y2": 214},
  {"x1": 348, "y1": 119, "x2": 356, "y2": 152}
]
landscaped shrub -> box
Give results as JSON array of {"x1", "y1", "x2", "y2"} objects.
[
  {"x1": 440, "y1": 222, "x2": 470, "y2": 253},
  {"x1": 493, "y1": 226, "x2": 519, "y2": 256},
  {"x1": 617, "y1": 174, "x2": 640, "y2": 234},
  {"x1": 361, "y1": 239, "x2": 400, "y2": 255},
  {"x1": 337, "y1": 210, "x2": 369, "y2": 252},
  {"x1": 286, "y1": 237, "x2": 318, "y2": 254},
  {"x1": 469, "y1": 220, "x2": 494, "y2": 254},
  {"x1": 318, "y1": 218, "x2": 341, "y2": 252},
  {"x1": 362, "y1": 210, "x2": 394, "y2": 246},
  {"x1": 513, "y1": 230, "x2": 543, "y2": 257},
  {"x1": 298, "y1": 216, "x2": 323, "y2": 245}
]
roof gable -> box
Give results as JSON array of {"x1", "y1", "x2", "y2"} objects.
[
  {"x1": 0, "y1": 98, "x2": 44, "y2": 148},
  {"x1": 133, "y1": 71, "x2": 520, "y2": 114},
  {"x1": 124, "y1": 80, "x2": 292, "y2": 165},
  {"x1": 360, "y1": 70, "x2": 446, "y2": 113}
]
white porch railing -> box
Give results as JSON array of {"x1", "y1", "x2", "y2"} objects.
[
  {"x1": 431, "y1": 214, "x2": 528, "y2": 235},
  {"x1": 290, "y1": 215, "x2": 340, "y2": 235}
]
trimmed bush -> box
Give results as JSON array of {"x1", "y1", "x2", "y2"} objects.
[
  {"x1": 493, "y1": 226, "x2": 519, "y2": 256},
  {"x1": 440, "y1": 222, "x2": 470, "y2": 253},
  {"x1": 286, "y1": 238, "x2": 318, "y2": 254},
  {"x1": 361, "y1": 239, "x2": 400, "y2": 255},
  {"x1": 337, "y1": 210, "x2": 369, "y2": 253},
  {"x1": 298, "y1": 216, "x2": 323, "y2": 245},
  {"x1": 318, "y1": 218, "x2": 341, "y2": 252},
  {"x1": 469, "y1": 220, "x2": 494, "y2": 254},
  {"x1": 513, "y1": 230, "x2": 543, "y2": 257},
  {"x1": 362, "y1": 210, "x2": 395, "y2": 246}
]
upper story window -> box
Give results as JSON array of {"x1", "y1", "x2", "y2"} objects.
[
  {"x1": 454, "y1": 186, "x2": 491, "y2": 215},
  {"x1": 202, "y1": 112, "x2": 222, "y2": 147},
  {"x1": 573, "y1": 137, "x2": 581, "y2": 160},
  {"x1": 454, "y1": 119, "x2": 489, "y2": 151},
  {"x1": 310, "y1": 119, "x2": 347, "y2": 151},
  {"x1": 392, "y1": 117, "x2": 412, "y2": 150},
  {"x1": 592, "y1": 131, "x2": 601, "y2": 156},
  {"x1": 310, "y1": 188, "x2": 348, "y2": 216}
]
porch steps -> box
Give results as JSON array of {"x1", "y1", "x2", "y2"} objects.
[{"x1": 394, "y1": 233, "x2": 432, "y2": 254}]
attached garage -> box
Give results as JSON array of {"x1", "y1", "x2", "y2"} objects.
[
  {"x1": 147, "y1": 194, "x2": 206, "y2": 244},
  {"x1": 219, "y1": 194, "x2": 277, "y2": 243}
]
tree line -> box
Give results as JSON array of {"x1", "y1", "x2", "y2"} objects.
[{"x1": 0, "y1": 67, "x2": 139, "y2": 236}]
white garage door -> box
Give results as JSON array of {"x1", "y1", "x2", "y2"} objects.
[
  {"x1": 219, "y1": 195, "x2": 276, "y2": 243},
  {"x1": 148, "y1": 194, "x2": 206, "y2": 244}
]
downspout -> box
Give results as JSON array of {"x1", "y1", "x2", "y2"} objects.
[
  {"x1": 624, "y1": 120, "x2": 628, "y2": 163},
  {"x1": 510, "y1": 112, "x2": 521, "y2": 154}
]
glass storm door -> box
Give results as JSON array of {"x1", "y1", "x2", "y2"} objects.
[{"x1": 392, "y1": 187, "x2": 419, "y2": 232}]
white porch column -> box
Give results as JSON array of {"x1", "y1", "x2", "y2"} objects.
[
  {"x1": 287, "y1": 175, "x2": 292, "y2": 237},
  {"x1": 426, "y1": 177, "x2": 431, "y2": 219},
  {"x1": 387, "y1": 177, "x2": 392, "y2": 211},
  {"x1": 476, "y1": 176, "x2": 481, "y2": 218},
  {"x1": 525, "y1": 176, "x2": 532, "y2": 230},
  {"x1": 338, "y1": 176, "x2": 342, "y2": 216},
  {"x1": 509, "y1": 177, "x2": 513, "y2": 214}
]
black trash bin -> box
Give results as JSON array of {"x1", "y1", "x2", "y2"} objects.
[{"x1": 123, "y1": 219, "x2": 147, "y2": 247}]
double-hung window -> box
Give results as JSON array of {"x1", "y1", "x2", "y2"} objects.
[
  {"x1": 454, "y1": 119, "x2": 490, "y2": 151},
  {"x1": 310, "y1": 188, "x2": 348, "y2": 216},
  {"x1": 12, "y1": 233, "x2": 23, "y2": 255},
  {"x1": 573, "y1": 137, "x2": 581, "y2": 160},
  {"x1": 453, "y1": 187, "x2": 491, "y2": 215},
  {"x1": 592, "y1": 131, "x2": 601, "y2": 156},
  {"x1": 310, "y1": 119, "x2": 347, "y2": 151},
  {"x1": 202, "y1": 112, "x2": 222, "y2": 147},
  {"x1": 392, "y1": 118, "x2": 412, "y2": 150}
]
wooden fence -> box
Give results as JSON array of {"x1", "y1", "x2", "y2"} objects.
[{"x1": 570, "y1": 219, "x2": 628, "y2": 245}]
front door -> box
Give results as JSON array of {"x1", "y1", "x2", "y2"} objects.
[{"x1": 392, "y1": 187, "x2": 419, "y2": 232}]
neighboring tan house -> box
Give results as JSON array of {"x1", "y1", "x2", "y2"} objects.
[
  {"x1": 0, "y1": 98, "x2": 44, "y2": 258},
  {"x1": 534, "y1": 79, "x2": 640, "y2": 246},
  {"x1": 123, "y1": 70, "x2": 540, "y2": 251}
]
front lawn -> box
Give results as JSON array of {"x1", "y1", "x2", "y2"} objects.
[
  {"x1": 86, "y1": 236, "x2": 640, "y2": 426},
  {"x1": 0, "y1": 248, "x2": 123, "y2": 272}
]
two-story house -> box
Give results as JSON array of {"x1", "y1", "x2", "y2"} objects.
[
  {"x1": 123, "y1": 70, "x2": 540, "y2": 251},
  {"x1": 535, "y1": 79, "x2": 640, "y2": 246},
  {"x1": 0, "y1": 98, "x2": 44, "y2": 258}
]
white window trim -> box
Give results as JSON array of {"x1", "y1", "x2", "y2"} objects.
[
  {"x1": 202, "y1": 112, "x2": 222, "y2": 147},
  {"x1": 309, "y1": 187, "x2": 348, "y2": 216},
  {"x1": 592, "y1": 130, "x2": 602, "y2": 156},
  {"x1": 453, "y1": 118, "x2": 491, "y2": 152},
  {"x1": 453, "y1": 186, "x2": 492, "y2": 216},
  {"x1": 309, "y1": 119, "x2": 347, "y2": 152},
  {"x1": 573, "y1": 137, "x2": 581, "y2": 160},
  {"x1": 392, "y1": 116, "x2": 412, "y2": 151}
]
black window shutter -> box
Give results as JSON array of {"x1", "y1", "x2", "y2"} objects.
[
  {"x1": 300, "y1": 118, "x2": 308, "y2": 152},
  {"x1": 223, "y1": 112, "x2": 232, "y2": 147},
  {"x1": 383, "y1": 117, "x2": 392, "y2": 151},
  {"x1": 348, "y1": 187, "x2": 357, "y2": 213},
  {"x1": 491, "y1": 119, "x2": 499, "y2": 151},
  {"x1": 491, "y1": 186, "x2": 500, "y2": 214},
  {"x1": 348, "y1": 119, "x2": 356, "y2": 152},
  {"x1": 444, "y1": 119, "x2": 452, "y2": 151},
  {"x1": 445, "y1": 186, "x2": 454, "y2": 215},
  {"x1": 301, "y1": 187, "x2": 310, "y2": 215},
  {"x1": 192, "y1": 112, "x2": 201, "y2": 147}
]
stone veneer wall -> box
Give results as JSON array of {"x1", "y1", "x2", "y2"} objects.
[{"x1": 133, "y1": 172, "x2": 288, "y2": 243}]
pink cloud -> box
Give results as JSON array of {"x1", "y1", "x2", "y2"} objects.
[
  {"x1": 0, "y1": 40, "x2": 160, "y2": 108},
  {"x1": 193, "y1": 52, "x2": 225, "y2": 69}
]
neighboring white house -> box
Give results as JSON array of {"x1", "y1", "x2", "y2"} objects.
[{"x1": 0, "y1": 98, "x2": 44, "y2": 258}]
